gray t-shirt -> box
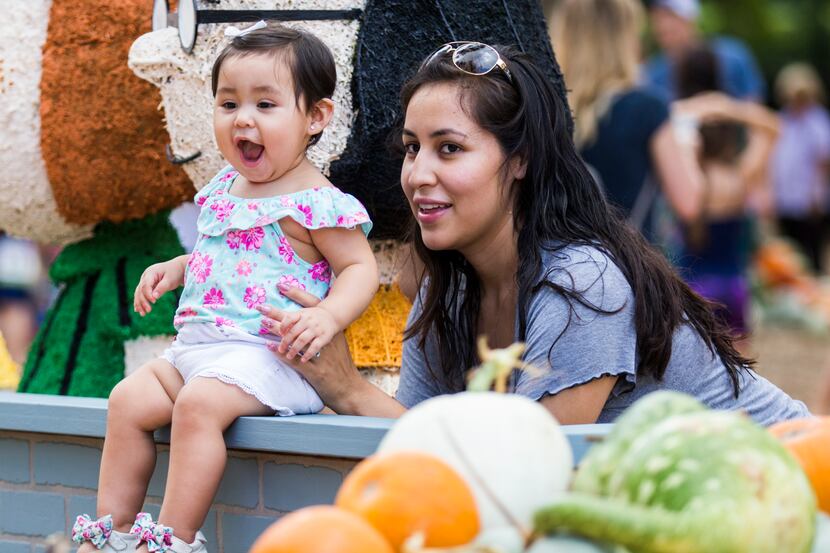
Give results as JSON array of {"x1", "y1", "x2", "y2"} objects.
[{"x1": 396, "y1": 244, "x2": 810, "y2": 426}]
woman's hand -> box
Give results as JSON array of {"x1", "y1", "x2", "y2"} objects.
[
  {"x1": 258, "y1": 285, "x2": 364, "y2": 408},
  {"x1": 133, "y1": 256, "x2": 187, "y2": 316},
  {"x1": 259, "y1": 284, "x2": 407, "y2": 417}
]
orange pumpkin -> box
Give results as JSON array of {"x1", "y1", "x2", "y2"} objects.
[
  {"x1": 249, "y1": 505, "x2": 394, "y2": 553},
  {"x1": 335, "y1": 451, "x2": 480, "y2": 549},
  {"x1": 769, "y1": 417, "x2": 830, "y2": 512}
]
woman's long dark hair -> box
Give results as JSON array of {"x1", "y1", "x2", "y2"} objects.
[{"x1": 402, "y1": 45, "x2": 751, "y2": 394}]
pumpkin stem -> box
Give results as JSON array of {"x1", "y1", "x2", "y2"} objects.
[{"x1": 469, "y1": 337, "x2": 528, "y2": 394}]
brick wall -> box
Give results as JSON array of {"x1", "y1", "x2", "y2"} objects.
[
  {"x1": 0, "y1": 431, "x2": 357, "y2": 552},
  {"x1": 0, "y1": 391, "x2": 609, "y2": 553}
]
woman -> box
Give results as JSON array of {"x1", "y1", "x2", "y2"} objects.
[
  {"x1": 261, "y1": 42, "x2": 808, "y2": 426},
  {"x1": 672, "y1": 45, "x2": 780, "y2": 337},
  {"x1": 550, "y1": 0, "x2": 704, "y2": 242}
]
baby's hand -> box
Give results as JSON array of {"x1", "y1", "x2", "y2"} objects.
[
  {"x1": 276, "y1": 306, "x2": 338, "y2": 362},
  {"x1": 134, "y1": 259, "x2": 185, "y2": 316}
]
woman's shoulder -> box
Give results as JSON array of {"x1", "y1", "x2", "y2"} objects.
[
  {"x1": 540, "y1": 243, "x2": 627, "y2": 282},
  {"x1": 604, "y1": 89, "x2": 669, "y2": 138},
  {"x1": 615, "y1": 88, "x2": 670, "y2": 111},
  {"x1": 535, "y1": 243, "x2": 633, "y2": 307}
]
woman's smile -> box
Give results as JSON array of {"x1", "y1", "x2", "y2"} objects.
[{"x1": 414, "y1": 196, "x2": 453, "y2": 223}]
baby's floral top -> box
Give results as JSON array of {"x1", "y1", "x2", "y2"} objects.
[{"x1": 175, "y1": 166, "x2": 372, "y2": 336}]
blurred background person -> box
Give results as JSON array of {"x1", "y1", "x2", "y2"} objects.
[
  {"x1": 672, "y1": 45, "x2": 779, "y2": 340},
  {"x1": 770, "y1": 62, "x2": 830, "y2": 274},
  {"x1": 0, "y1": 232, "x2": 45, "y2": 365},
  {"x1": 644, "y1": 0, "x2": 766, "y2": 102},
  {"x1": 551, "y1": 0, "x2": 704, "y2": 244}
]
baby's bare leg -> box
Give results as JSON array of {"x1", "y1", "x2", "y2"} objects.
[
  {"x1": 156, "y1": 377, "x2": 274, "y2": 543},
  {"x1": 99, "y1": 360, "x2": 182, "y2": 525},
  {"x1": 78, "y1": 359, "x2": 182, "y2": 553}
]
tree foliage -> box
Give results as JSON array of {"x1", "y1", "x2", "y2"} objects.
[{"x1": 698, "y1": 0, "x2": 830, "y2": 105}]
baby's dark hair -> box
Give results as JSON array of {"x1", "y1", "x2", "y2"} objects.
[{"x1": 211, "y1": 24, "x2": 336, "y2": 146}]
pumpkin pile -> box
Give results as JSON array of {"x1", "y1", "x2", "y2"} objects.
[
  {"x1": 250, "y1": 450, "x2": 481, "y2": 553},
  {"x1": 534, "y1": 391, "x2": 818, "y2": 553},
  {"x1": 250, "y1": 340, "x2": 577, "y2": 552},
  {"x1": 250, "y1": 343, "x2": 826, "y2": 553},
  {"x1": 770, "y1": 417, "x2": 830, "y2": 514},
  {"x1": 753, "y1": 238, "x2": 830, "y2": 332}
]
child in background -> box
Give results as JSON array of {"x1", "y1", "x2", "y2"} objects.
[
  {"x1": 672, "y1": 45, "x2": 779, "y2": 340},
  {"x1": 73, "y1": 23, "x2": 377, "y2": 553}
]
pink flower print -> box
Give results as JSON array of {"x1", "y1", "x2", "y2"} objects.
[
  {"x1": 173, "y1": 307, "x2": 198, "y2": 326},
  {"x1": 244, "y1": 285, "x2": 266, "y2": 309},
  {"x1": 236, "y1": 260, "x2": 252, "y2": 276},
  {"x1": 308, "y1": 260, "x2": 331, "y2": 283},
  {"x1": 188, "y1": 252, "x2": 213, "y2": 283},
  {"x1": 337, "y1": 212, "x2": 370, "y2": 228},
  {"x1": 203, "y1": 287, "x2": 225, "y2": 307},
  {"x1": 280, "y1": 196, "x2": 295, "y2": 208},
  {"x1": 210, "y1": 199, "x2": 235, "y2": 222},
  {"x1": 278, "y1": 274, "x2": 306, "y2": 291},
  {"x1": 238, "y1": 227, "x2": 265, "y2": 251},
  {"x1": 220, "y1": 170, "x2": 238, "y2": 182},
  {"x1": 254, "y1": 215, "x2": 276, "y2": 227},
  {"x1": 227, "y1": 228, "x2": 264, "y2": 250},
  {"x1": 215, "y1": 316, "x2": 235, "y2": 328},
  {"x1": 196, "y1": 195, "x2": 207, "y2": 207},
  {"x1": 278, "y1": 236, "x2": 295, "y2": 264},
  {"x1": 296, "y1": 204, "x2": 314, "y2": 226},
  {"x1": 226, "y1": 230, "x2": 241, "y2": 250},
  {"x1": 247, "y1": 202, "x2": 259, "y2": 211}
]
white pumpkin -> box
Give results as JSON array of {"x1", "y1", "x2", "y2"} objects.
[{"x1": 378, "y1": 392, "x2": 573, "y2": 535}]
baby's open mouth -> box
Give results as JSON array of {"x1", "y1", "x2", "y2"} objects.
[{"x1": 236, "y1": 139, "x2": 264, "y2": 164}]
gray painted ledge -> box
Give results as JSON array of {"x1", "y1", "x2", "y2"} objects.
[{"x1": 0, "y1": 392, "x2": 611, "y2": 463}]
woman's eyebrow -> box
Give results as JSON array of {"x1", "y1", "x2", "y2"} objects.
[
  {"x1": 431, "y1": 128, "x2": 468, "y2": 139},
  {"x1": 401, "y1": 128, "x2": 468, "y2": 138}
]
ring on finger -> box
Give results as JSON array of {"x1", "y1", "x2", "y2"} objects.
[{"x1": 285, "y1": 343, "x2": 320, "y2": 359}]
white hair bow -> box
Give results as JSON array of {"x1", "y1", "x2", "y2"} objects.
[{"x1": 224, "y1": 20, "x2": 267, "y2": 38}]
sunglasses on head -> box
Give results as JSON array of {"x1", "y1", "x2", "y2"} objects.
[
  {"x1": 152, "y1": 0, "x2": 361, "y2": 54},
  {"x1": 421, "y1": 41, "x2": 513, "y2": 84}
]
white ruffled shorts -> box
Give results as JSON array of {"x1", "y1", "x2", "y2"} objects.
[{"x1": 162, "y1": 323, "x2": 323, "y2": 416}]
